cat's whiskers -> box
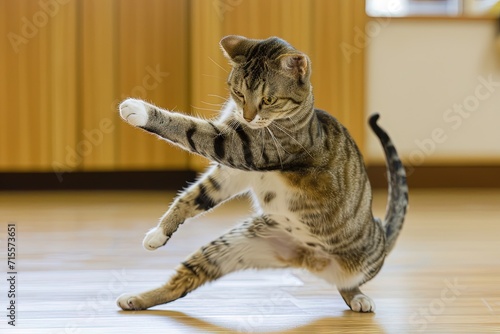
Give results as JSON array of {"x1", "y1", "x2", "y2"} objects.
[
  {"x1": 218, "y1": 118, "x2": 239, "y2": 138},
  {"x1": 259, "y1": 129, "x2": 267, "y2": 163},
  {"x1": 202, "y1": 74, "x2": 227, "y2": 80},
  {"x1": 212, "y1": 124, "x2": 227, "y2": 140},
  {"x1": 268, "y1": 127, "x2": 291, "y2": 154},
  {"x1": 208, "y1": 56, "x2": 229, "y2": 73},
  {"x1": 191, "y1": 105, "x2": 222, "y2": 115},
  {"x1": 270, "y1": 123, "x2": 314, "y2": 159},
  {"x1": 265, "y1": 127, "x2": 285, "y2": 169},
  {"x1": 287, "y1": 116, "x2": 299, "y2": 128},
  {"x1": 228, "y1": 118, "x2": 239, "y2": 131},
  {"x1": 207, "y1": 94, "x2": 229, "y2": 101},
  {"x1": 201, "y1": 101, "x2": 225, "y2": 107}
]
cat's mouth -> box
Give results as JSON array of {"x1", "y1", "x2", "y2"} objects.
[
  {"x1": 241, "y1": 120, "x2": 272, "y2": 130},
  {"x1": 245, "y1": 122, "x2": 271, "y2": 129},
  {"x1": 235, "y1": 113, "x2": 272, "y2": 129}
]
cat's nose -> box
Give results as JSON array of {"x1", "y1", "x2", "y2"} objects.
[{"x1": 243, "y1": 107, "x2": 257, "y2": 122}]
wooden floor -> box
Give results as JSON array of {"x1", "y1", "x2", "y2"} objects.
[{"x1": 0, "y1": 189, "x2": 499, "y2": 333}]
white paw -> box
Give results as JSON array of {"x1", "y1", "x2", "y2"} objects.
[
  {"x1": 143, "y1": 227, "x2": 169, "y2": 251},
  {"x1": 116, "y1": 293, "x2": 148, "y2": 311},
  {"x1": 119, "y1": 98, "x2": 149, "y2": 127},
  {"x1": 350, "y1": 294, "x2": 376, "y2": 313}
]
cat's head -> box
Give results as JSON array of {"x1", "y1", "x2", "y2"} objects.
[{"x1": 220, "y1": 35, "x2": 312, "y2": 129}]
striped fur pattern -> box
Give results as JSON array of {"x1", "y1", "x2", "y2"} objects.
[{"x1": 116, "y1": 35, "x2": 408, "y2": 313}]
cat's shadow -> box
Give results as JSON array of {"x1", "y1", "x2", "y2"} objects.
[{"x1": 118, "y1": 309, "x2": 387, "y2": 333}]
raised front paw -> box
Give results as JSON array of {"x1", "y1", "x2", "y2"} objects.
[
  {"x1": 119, "y1": 98, "x2": 149, "y2": 127},
  {"x1": 116, "y1": 293, "x2": 149, "y2": 311},
  {"x1": 143, "y1": 227, "x2": 169, "y2": 251}
]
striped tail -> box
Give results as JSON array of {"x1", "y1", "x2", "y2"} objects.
[{"x1": 369, "y1": 114, "x2": 409, "y2": 254}]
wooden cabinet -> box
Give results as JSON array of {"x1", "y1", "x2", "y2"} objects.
[{"x1": 0, "y1": 0, "x2": 366, "y2": 172}]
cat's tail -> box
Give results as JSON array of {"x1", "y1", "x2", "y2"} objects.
[{"x1": 368, "y1": 114, "x2": 409, "y2": 254}]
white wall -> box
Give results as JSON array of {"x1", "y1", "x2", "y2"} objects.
[{"x1": 366, "y1": 19, "x2": 500, "y2": 165}]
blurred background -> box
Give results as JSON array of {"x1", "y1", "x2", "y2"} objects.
[{"x1": 0, "y1": 0, "x2": 499, "y2": 189}]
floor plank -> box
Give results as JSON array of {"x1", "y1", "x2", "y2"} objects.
[{"x1": 0, "y1": 189, "x2": 499, "y2": 333}]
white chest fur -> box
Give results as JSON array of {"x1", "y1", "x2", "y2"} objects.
[
  {"x1": 249, "y1": 172, "x2": 290, "y2": 215},
  {"x1": 243, "y1": 172, "x2": 319, "y2": 243}
]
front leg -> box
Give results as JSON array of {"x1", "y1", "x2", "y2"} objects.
[
  {"x1": 143, "y1": 164, "x2": 249, "y2": 250},
  {"x1": 119, "y1": 98, "x2": 263, "y2": 170}
]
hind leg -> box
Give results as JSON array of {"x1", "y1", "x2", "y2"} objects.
[
  {"x1": 338, "y1": 286, "x2": 375, "y2": 313},
  {"x1": 313, "y1": 261, "x2": 380, "y2": 313},
  {"x1": 117, "y1": 217, "x2": 287, "y2": 310}
]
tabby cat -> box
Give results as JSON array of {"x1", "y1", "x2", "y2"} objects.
[{"x1": 116, "y1": 35, "x2": 408, "y2": 313}]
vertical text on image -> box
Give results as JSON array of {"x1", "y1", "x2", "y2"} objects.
[{"x1": 6, "y1": 223, "x2": 17, "y2": 327}]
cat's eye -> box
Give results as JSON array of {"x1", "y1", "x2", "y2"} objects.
[
  {"x1": 262, "y1": 96, "x2": 277, "y2": 105},
  {"x1": 232, "y1": 89, "x2": 244, "y2": 98}
]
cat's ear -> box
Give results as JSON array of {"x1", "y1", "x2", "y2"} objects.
[
  {"x1": 220, "y1": 35, "x2": 247, "y2": 64},
  {"x1": 278, "y1": 53, "x2": 309, "y2": 81}
]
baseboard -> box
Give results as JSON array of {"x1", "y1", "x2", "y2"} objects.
[
  {"x1": 0, "y1": 171, "x2": 197, "y2": 191},
  {"x1": 367, "y1": 165, "x2": 500, "y2": 188},
  {"x1": 0, "y1": 166, "x2": 498, "y2": 190}
]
